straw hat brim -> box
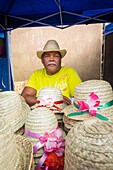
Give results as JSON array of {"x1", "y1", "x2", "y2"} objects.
[
  {"x1": 63, "y1": 104, "x2": 113, "y2": 121},
  {"x1": 13, "y1": 101, "x2": 30, "y2": 132},
  {"x1": 36, "y1": 49, "x2": 67, "y2": 59},
  {"x1": 16, "y1": 135, "x2": 33, "y2": 170},
  {"x1": 15, "y1": 125, "x2": 25, "y2": 135},
  {"x1": 63, "y1": 114, "x2": 82, "y2": 129},
  {"x1": 31, "y1": 103, "x2": 66, "y2": 113},
  {"x1": 23, "y1": 134, "x2": 44, "y2": 157}
]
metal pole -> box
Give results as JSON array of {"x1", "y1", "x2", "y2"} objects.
[{"x1": 5, "y1": 31, "x2": 14, "y2": 90}]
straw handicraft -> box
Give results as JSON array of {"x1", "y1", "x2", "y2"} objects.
[
  {"x1": 63, "y1": 80, "x2": 113, "y2": 131},
  {"x1": 14, "y1": 80, "x2": 28, "y2": 94},
  {"x1": 65, "y1": 119, "x2": 113, "y2": 170},
  {"x1": 24, "y1": 107, "x2": 58, "y2": 161},
  {"x1": 0, "y1": 115, "x2": 33, "y2": 170},
  {"x1": 15, "y1": 125, "x2": 25, "y2": 135},
  {"x1": 27, "y1": 128, "x2": 65, "y2": 170},
  {"x1": 36, "y1": 86, "x2": 66, "y2": 113},
  {"x1": 24, "y1": 107, "x2": 65, "y2": 169},
  {"x1": 0, "y1": 91, "x2": 30, "y2": 132}
]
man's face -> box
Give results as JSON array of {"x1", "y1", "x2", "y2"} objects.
[{"x1": 41, "y1": 51, "x2": 62, "y2": 75}]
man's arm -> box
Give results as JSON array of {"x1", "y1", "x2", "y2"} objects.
[
  {"x1": 21, "y1": 87, "x2": 37, "y2": 106},
  {"x1": 63, "y1": 96, "x2": 71, "y2": 105}
]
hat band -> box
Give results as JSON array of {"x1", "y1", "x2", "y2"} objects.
[
  {"x1": 25, "y1": 128, "x2": 65, "y2": 169},
  {"x1": 67, "y1": 92, "x2": 113, "y2": 122},
  {"x1": 37, "y1": 99, "x2": 63, "y2": 111}
]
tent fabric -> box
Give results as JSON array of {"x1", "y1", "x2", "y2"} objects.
[
  {"x1": 0, "y1": 32, "x2": 14, "y2": 91},
  {"x1": 105, "y1": 23, "x2": 113, "y2": 35},
  {"x1": 1, "y1": 0, "x2": 113, "y2": 30},
  {"x1": 0, "y1": 57, "x2": 13, "y2": 91}
]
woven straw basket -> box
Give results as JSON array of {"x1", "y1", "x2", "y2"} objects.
[
  {"x1": 65, "y1": 119, "x2": 113, "y2": 170},
  {"x1": 63, "y1": 80, "x2": 113, "y2": 131},
  {"x1": 14, "y1": 80, "x2": 28, "y2": 94},
  {"x1": 0, "y1": 115, "x2": 33, "y2": 170},
  {"x1": 0, "y1": 91, "x2": 30, "y2": 132}
]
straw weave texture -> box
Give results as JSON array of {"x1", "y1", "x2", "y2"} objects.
[
  {"x1": 25, "y1": 107, "x2": 58, "y2": 135},
  {"x1": 14, "y1": 80, "x2": 27, "y2": 94},
  {"x1": 24, "y1": 107, "x2": 58, "y2": 157},
  {"x1": 37, "y1": 86, "x2": 66, "y2": 112},
  {"x1": 0, "y1": 115, "x2": 33, "y2": 170},
  {"x1": 74, "y1": 80, "x2": 113, "y2": 104},
  {"x1": 65, "y1": 119, "x2": 113, "y2": 170},
  {"x1": 0, "y1": 91, "x2": 30, "y2": 132},
  {"x1": 15, "y1": 125, "x2": 25, "y2": 135},
  {"x1": 63, "y1": 80, "x2": 113, "y2": 130}
]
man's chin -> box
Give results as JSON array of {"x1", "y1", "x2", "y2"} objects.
[{"x1": 46, "y1": 67, "x2": 60, "y2": 75}]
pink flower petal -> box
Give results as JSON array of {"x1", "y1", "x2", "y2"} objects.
[
  {"x1": 49, "y1": 128, "x2": 62, "y2": 139},
  {"x1": 89, "y1": 107, "x2": 97, "y2": 116},
  {"x1": 77, "y1": 101, "x2": 89, "y2": 110},
  {"x1": 87, "y1": 92, "x2": 100, "y2": 107},
  {"x1": 44, "y1": 141, "x2": 57, "y2": 152},
  {"x1": 55, "y1": 147, "x2": 65, "y2": 157}
]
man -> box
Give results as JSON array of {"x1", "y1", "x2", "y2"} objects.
[{"x1": 21, "y1": 40, "x2": 82, "y2": 106}]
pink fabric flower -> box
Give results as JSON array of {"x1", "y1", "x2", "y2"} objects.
[
  {"x1": 77, "y1": 92, "x2": 100, "y2": 116},
  {"x1": 39, "y1": 95, "x2": 55, "y2": 107},
  {"x1": 39, "y1": 128, "x2": 65, "y2": 156}
]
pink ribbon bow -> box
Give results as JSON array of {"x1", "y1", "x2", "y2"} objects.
[
  {"x1": 77, "y1": 92, "x2": 100, "y2": 116},
  {"x1": 37, "y1": 95, "x2": 63, "y2": 111},
  {"x1": 38, "y1": 96, "x2": 55, "y2": 107},
  {"x1": 28, "y1": 128, "x2": 65, "y2": 170},
  {"x1": 25, "y1": 128, "x2": 65, "y2": 157},
  {"x1": 39, "y1": 128, "x2": 65, "y2": 157}
]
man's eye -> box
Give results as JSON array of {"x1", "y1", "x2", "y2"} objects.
[
  {"x1": 44, "y1": 54, "x2": 49, "y2": 58},
  {"x1": 54, "y1": 54, "x2": 60, "y2": 58}
]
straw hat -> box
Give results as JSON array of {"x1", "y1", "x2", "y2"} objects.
[
  {"x1": 24, "y1": 107, "x2": 66, "y2": 160},
  {"x1": 36, "y1": 40, "x2": 67, "y2": 59},
  {"x1": 37, "y1": 86, "x2": 66, "y2": 113},
  {"x1": 0, "y1": 115, "x2": 33, "y2": 170},
  {"x1": 0, "y1": 91, "x2": 30, "y2": 132},
  {"x1": 25, "y1": 107, "x2": 58, "y2": 135},
  {"x1": 65, "y1": 119, "x2": 113, "y2": 170},
  {"x1": 15, "y1": 125, "x2": 25, "y2": 135},
  {"x1": 24, "y1": 107, "x2": 58, "y2": 157},
  {"x1": 62, "y1": 80, "x2": 113, "y2": 129}
]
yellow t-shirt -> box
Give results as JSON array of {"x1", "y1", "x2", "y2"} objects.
[{"x1": 26, "y1": 66, "x2": 82, "y2": 97}]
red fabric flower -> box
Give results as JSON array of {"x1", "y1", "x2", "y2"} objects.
[{"x1": 44, "y1": 151, "x2": 64, "y2": 170}]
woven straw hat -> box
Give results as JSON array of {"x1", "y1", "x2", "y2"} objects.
[
  {"x1": 0, "y1": 115, "x2": 33, "y2": 170},
  {"x1": 65, "y1": 119, "x2": 113, "y2": 170},
  {"x1": 24, "y1": 107, "x2": 58, "y2": 157},
  {"x1": 63, "y1": 114, "x2": 81, "y2": 129},
  {"x1": 37, "y1": 86, "x2": 66, "y2": 113},
  {"x1": 36, "y1": 40, "x2": 67, "y2": 59},
  {"x1": 25, "y1": 107, "x2": 58, "y2": 135},
  {"x1": 15, "y1": 125, "x2": 25, "y2": 135},
  {"x1": 0, "y1": 91, "x2": 30, "y2": 132},
  {"x1": 63, "y1": 80, "x2": 113, "y2": 121}
]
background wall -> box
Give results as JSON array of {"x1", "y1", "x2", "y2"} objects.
[
  {"x1": 11, "y1": 24, "x2": 103, "y2": 81},
  {"x1": 103, "y1": 32, "x2": 113, "y2": 88}
]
